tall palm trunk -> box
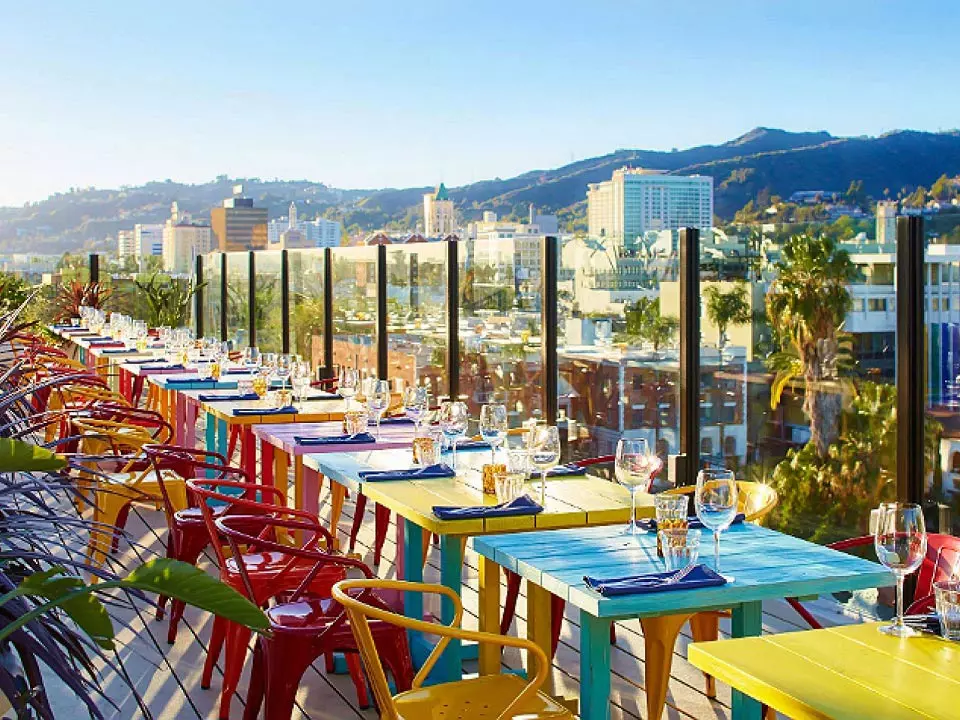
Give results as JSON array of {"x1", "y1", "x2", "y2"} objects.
[{"x1": 802, "y1": 338, "x2": 842, "y2": 458}]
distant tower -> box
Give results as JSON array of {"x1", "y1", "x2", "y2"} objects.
[
  {"x1": 288, "y1": 201, "x2": 298, "y2": 230},
  {"x1": 876, "y1": 201, "x2": 898, "y2": 244},
  {"x1": 423, "y1": 183, "x2": 456, "y2": 237}
]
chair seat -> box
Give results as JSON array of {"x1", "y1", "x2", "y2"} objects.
[
  {"x1": 393, "y1": 674, "x2": 573, "y2": 719},
  {"x1": 224, "y1": 555, "x2": 347, "y2": 598}
]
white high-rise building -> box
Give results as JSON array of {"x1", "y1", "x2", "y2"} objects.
[
  {"x1": 117, "y1": 230, "x2": 136, "y2": 259},
  {"x1": 876, "y1": 200, "x2": 898, "y2": 244},
  {"x1": 586, "y1": 168, "x2": 713, "y2": 250},
  {"x1": 133, "y1": 223, "x2": 164, "y2": 259},
  {"x1": 423, "y1": 183, "x2": 456, "y2": 237},
  {"x1": 267, "y1": 202, "x2": 342, "y2": 248},
  {"x1": 161, "y1": 203, "x2": 212, "y2": 274}
]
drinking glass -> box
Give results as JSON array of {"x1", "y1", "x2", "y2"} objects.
[
  {"x1": 275, "y1": 354, "x2": 293, "y2": 390},
  {"x1": 439, "y1": 401, "x2": 469, "y2": 470},
  {"x1": 367, "y1": 379, "x2": 391, "y2": 439},
  {"x1": 339, "y1": 367, "x2": 359, "y2": 408},
  {"x1": 345, "y1": 408, "x2": 369, "y2": 436},
  {"x1": 292, "y1": 361, "x2": 312, "y2": 403},
  {"x1": 403, "y1": 386, "x2": 429, "y2": 432},
  {"x1": 615, "y1": 438, "x2": 658, "y2": 535},
  {"x1": 530, "y1": 425, "x2": 560, "y2": 502},
  {"x1": 659, "y1": 528, "x2": 701, "y2": 572},
  {"x1": 479, "y1": 403, "x2": 508, "y2": 465},
  {"x1": 260, "y1": 352, "x2": 277, "y2": 381},
  {"x1": 196, "y1": 359, "x2": 212, "y2": 380},
  {"x1": 874, "y1": 502, "x2": 927, "y2": 637},
  {"x1": 695, "y1": 468, "x2": 739, "y2": 578},
  {"x1": 505, "y1": 447, "x2": 530, "y2": 485},
  {"x1": 243, "y1": 346, "x2": 260, "y2": 371},
  {"x1": 934, "y1": 581, "x2": 960, "y2": 641}
]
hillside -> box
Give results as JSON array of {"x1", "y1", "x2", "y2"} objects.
[{"x1": 3, "y1": 127, "x2": 960, "y2": 252}]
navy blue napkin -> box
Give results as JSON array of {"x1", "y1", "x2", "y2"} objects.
[
  {"x1": 294, "y1": 432, "x2": 376, "y2": 446},
  {"x1": 143, "y1": 363, "x2": 185, "y2": 371},
  {"x1": 102, "y1": 348, "x2": 137, "y2": 354},
  {"x1": 432, "y1": 494, "x2": 544, "y2": 521},
  {"x1": 198, "y1": 393, "x2": 259, "y2": 402},
  {"x1": 232, "y1": 406, "x2": 297, "y2": 416},
  {"x1": 164, "y1": 377, "x2": 211, "y2": 386},
  {"x1": 223, "y1": 367, "x2": 255, "y2": 375},
  {"x1": 584, "y1": 564, "x2": 727, "y2": 596},
  {"x1": 903, "y1": 614, "x2": 942, "y2": 635},
  {"x1": 371, "y1": 416, "x2": 415, "y2": 426},
  {"x1": 359, "y1": 463, "x2": 455, "y2": 482},
  {"x1": 124, "y1": 358, "x2": 161, "y2": 365},
  {"x1": 89, "y1": 340, "x2": 124, "y2": 347},
  {"x1": 302, "y1": 391, "x2": 342, "y2": 400},
  {"x1": 637, "y1": 513, "x2": 746, "y2": 533},
  {"x1": 442, "y1": 439, "x2": 490, "y2": 451},
  {"x1": 527, "y1": 462, "x2": 587, "y2": 479}
]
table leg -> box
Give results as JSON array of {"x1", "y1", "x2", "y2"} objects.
[
  {"x1": 639, "y1": 613, "x2": 693, "y2": 720},
  {"x1": 437, "y1": 534, "x2": 463, "y2": 684},
  {"x1": 159, "y1": 388, "x2": 170, "y2": 426},
  {"x1": 204, "y1": 412, "x2": 217, "y2": 478},
  {"x1": 240, "y1": 426, "x2": 256, "y2": 482},
  {"x1": 273, "y1": 448, "x2": 289, "y2": 496},
  {"x1": 301, "y1": 465, "x2": 319, "y2": 516},
  {"x1": 216, "y1": 418, "x2": 228, "y2": 461},
  {"x1": 579, "y1": 611, "x2": 612, "y2": 720},
  {"x1": 526, "y1": 583, "x2": 554, "y2": 694},
  {"x1": 731, "y1": 601, "x2": 763, "y2": 720},
  {"x1": 402, "y1": 519, "x2": 424, "y2": 632},
  {"x1": 329, "y1": 482, "x2": 346, "y2": 549},
  {"x1": 184, "y1": 401, "x2": 197, "y2": 449},
  {"x1": 175, "y1": 393, "x2": 187, "y2": 445},
  {"x1": 260, "y1": 441, "x2": 274, "y2": 488},
  {"x1": 478, "y1": 556, "x2": 501, "y2": 676}
]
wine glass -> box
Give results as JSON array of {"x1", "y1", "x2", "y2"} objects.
[
  {"x1": 874, "y1": 502, "x2": 927, "y2": 637},
  {"x1": 479, "y1": 403, "x2": 508, "y2": 465},
  {"x1": 615, "y1": 438, "x2": 660, "y2": 535},
  {"x1": 695, "y1": 467, "x2": 739, "y2": 579},
  {"x1": 367, "y1": 379, "x2": 391, "y2": 439},
  {"x1": 275, "y1": 354, "x2": 293, "y2": 391},
  {"x1": 243, "y1": 346, "x2": 260, "y2": 371},
  {"x1": 439, "y1": 401, "x2": 469, "y2": 470},
  {"x1": 403, "y1": 386, "x2": 428, "y2": 433},
  {"x1": 292, "y1": 361, "x2": 312, "y2": 403},
  {"x1": 529, "y1": 425, "x2": 560, "y2": 502},
  {"x1": 339, "y1": 367, "x2": 359, "y2": 408}
]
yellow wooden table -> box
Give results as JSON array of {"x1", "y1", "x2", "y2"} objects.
[
  {"x1": 688, "y1": 622, "x2": 960, "y2": 719},
  {"x1": 310, "y1": 447, "x2": 653, "y2": 688}
]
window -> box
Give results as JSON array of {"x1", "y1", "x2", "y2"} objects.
[
  {"x1": 701, "y1": 437, "x2": 713, "y2": 456},
  {"x1": 724, "y1": 436, "x2": 737, "y2": 458},
  {"x1": 867, "y1": 298, "x2": 887, "y2": 312}
]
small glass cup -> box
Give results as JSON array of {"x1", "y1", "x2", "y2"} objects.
[
  {"x1": 70, "y1": 317, "x2": 80, "y2": 327},
  {"x1": 274, "y1": 389, "x2": 292, "y2": 408},
  {"x1": 495, "y1": 469, "x2": 524, "y2": 504},
  {"x1": 413, "y1": 434, "x2": 436, "y2": 465},
  {"x1": 934, "y1": 581, "x2": 960, "y2": 641},
  {"x1": 344, "y1": 408, "x2": 369, "y2": 436},
  {"x1": 210, "y1": 361, "x2": 221, "y2": 381},
  {"x1": 655, "y1": 494, "x2": 690, "y2": 531},
  {"x1": 236, "y1": 377, "x2": 254, "y2": 396},
  {"x1": 418, "y1": 437, "x2": 440, "y2": 467},
  {"x1": 659, "y1": 528, "x2": 701, "y2": 572},
  {"x1": 252, "y1": 376, "x2": 269, "y2": 400}
]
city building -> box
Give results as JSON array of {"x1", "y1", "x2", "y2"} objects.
[
  {"x1": 210, "y1": 189, "x2": 268, "y2": 251},
  {"x1": 162, "y1": 202, "x2": 212, "y2": 275},
  {"x1": 268, "y1": 202, "x2": 342, "y2": 248},
  {"x1": 117, "y1": 230, "x2": 136, "y2": 260},
  {"x1": 133, "y1": 223, "x2": 164, "y2": 259},
  {"x1": 876, "y1": 200, "x2": 898, "y2": 244},
  {"x1": 586, "y1": 168, "x2": 713, "y2": 251},
  {"x1": 423, "y1": 183, "x2": 456, "y2": 237}
]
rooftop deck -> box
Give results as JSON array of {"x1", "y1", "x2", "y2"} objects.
[{"x1": 48, "y1": 465, "x2": 867, "y2": 720}]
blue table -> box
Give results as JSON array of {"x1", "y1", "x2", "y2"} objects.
[{"x1": 472, "y1": 523, "x2": 893, "y2": 720}]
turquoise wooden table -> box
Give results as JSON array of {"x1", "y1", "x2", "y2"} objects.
[{"x1": 472, "y1": 523, "x2": 894, "y2": 720}]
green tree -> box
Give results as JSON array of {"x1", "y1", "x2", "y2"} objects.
[
  {"x1": 619, "y1": 297, "x2": 678, "y2": 351},
  {"x1": 766, "y1": 234, "x2": 859, "y2": 458},
  {"x1": 931, "y1": 174, "x2": 955, "y2": 202},
  {"x1": 906, "y1": 185, "x2": 929, "y2": 208},
  {"x1": 704, "y1": 282, "x2": 751, "y2": 347},
  {"x1": 843, "y1": 179, "x2": 868, "y2": 210}
]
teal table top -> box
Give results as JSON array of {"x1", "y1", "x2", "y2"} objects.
[{"x1": 472, "y1": 523, "x2": 894, "y2": 619}]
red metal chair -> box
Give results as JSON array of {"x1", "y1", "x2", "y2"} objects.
[
  {"x1": 785, "y1": 532, "x2": 960, "y2": 627},
  {"x1": 187, "y1": 478, "x2": 354, "y2": 720},
  {"x1": 217, "y1": 514, "x2": 413, "y2": 720}
]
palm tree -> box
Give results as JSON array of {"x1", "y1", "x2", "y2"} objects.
[
  {"x1": 704, "y1": 282, "x2": 751, "y2": 348},
  {"x1": 766, "y1": 234, "x2": 859, "y2": 458}
]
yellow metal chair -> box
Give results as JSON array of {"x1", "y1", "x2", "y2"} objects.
[
  {"x1": 72, "y1": 417, "x2": 187, "y2": 570},
  {"x1": 332, "y1": 579, "x2": 573, "y2": 720},
  {"x1": 664, "y1": 480, "x2": 779, "y2": 697}
]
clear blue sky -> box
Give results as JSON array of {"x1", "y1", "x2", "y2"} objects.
[{"x1": 1, "y1": 0, "x2": 955, "y2": 206}]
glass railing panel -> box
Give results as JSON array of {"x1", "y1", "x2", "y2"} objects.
[
  {"x1": 386, "y1": 242, "x2": 448, "y2": 400},
  {"x1": 254, "y1": 251, "x2": 282, "y2": 352},
  {"x1": 459, "y1": 236, "x2": 543, "y2": 426},
  {"x1": 559, "y1": 233, "x2": 680, "y2": 474},
  {"x1": 330, "y1": 246, "x2": 378, "y2": 376},
  {"x1": 225, "y1": 252, "x2": 250, "y2": 348},
  {"x1": 204, "y1": 253, "x2": 222, "y2": 339},
  {"x1": 288, "y1": 249, "x2": 325, "y2": 369}
]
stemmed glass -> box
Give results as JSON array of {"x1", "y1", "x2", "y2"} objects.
[
  {"x1": 275, "y1": 354, "x2": 293, "y2": 391},
  {"x1": 367, "y1": 379, "x2": 391, "y2": 439},
  {"x1": 292, "y1": 361, "x2": 312, "y2": 404},
  {"x1": 615, "y1": 438, "x2": 659, "y2": 535},
  {"x1": 695, "y1": 468, "x2": 739, "y2": 579},
  {"x1": 479, "y1": 403, "x2": 508, "y2": 465},
  {"x1": 529, "y1": 425, "x2": 561, "y2": 503},
  {"x1": 243, "y1": 346, "x2": 260, "y2": 371},
  {"x1": 403, "y1": 386, "x2": 428, "y2": 434},
  {"x1": 874, "y1": 502, "x2": 927, "y2": 637},
  {"x1": 439, "y1": 401, "x2": 469, "y2": 470},
  {"x1": 339, "y1": 367, "x2": 359, "y2": 408}
]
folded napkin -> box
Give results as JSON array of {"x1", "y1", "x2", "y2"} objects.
[
  {"x1": 232, "y1": 406, "x2": 297, "y2": 416},
  {"x1": 637, "y1": 513, "x2": 746, "y2": 533},
  {"x1": 52, "y1": 324, "x2": 80, "y2": 330},
  {"x1": 223, "y1": 367, "x2": 256, "y2": 375},
  {"x1": 198, "y1": 393, "x2": 259, "y2": 402},
  {"x1": 584, "y1": 563, "x2": 726, "y2": 597},
  {"x1": 528, "y1": 462, "x2": 587, "y2": 479},
  {"x1": 302, "y1": 391, "x2": 342, "y2": 400},
  {"x1": 142, "y1": 363, "x2": 185, "y2": 371},
  {"x1": 89, "y1": 340, "x2": 124, "y2": 347},
  {"x1": 359, "y1": 463, "x2": 455, "y2": 482},
  {"x1": 61, "y1": 328, "x2": 95, "y2": 334},
  {"x1": 442, "y1": 439, "x2": 490, "y2": 451},
  {"x1": 102, "y1": 348, "x2": 137, "y2": 354},
  {"x1": 124, "y1": 358, "x2": 162, "y2": 365},
  {"x1": 903, "y1": 614, "x2": 942, "y2": 635},
  {"x1": 432, "y1": 494, "x2": 544, "y2": 521},
  {"x1": 372, "y1": 416, "x2": 415, "y2": 426},
  {"x1": 164, "y1": 377, "x2": 214, "y2": 386},
  {"x1": 294, "y1": 432, "x2": 376, "y2": 446}
]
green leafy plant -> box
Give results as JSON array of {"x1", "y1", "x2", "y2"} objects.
[
  {"x1": 53, "y1": 281, "x2": 112, "y2": 322},
  {"x1": 704, "y1": 282, "x2": 751, "y2": 347},
  {"x1": 134, "y1": 273, "x2": 205, "y2": 328}
]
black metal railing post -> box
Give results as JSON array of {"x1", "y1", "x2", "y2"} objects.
[
  {"x1": 280, "y1": 249, "x2": 290, "y2": 354},
  {"x1": 446, "y1": 238, "x2": 460, "y2": 401},
  {"x1": 248, "y1": 251, "x2": 256, "y2": 347},
  {"x1": 897, "y1": 215, "x2": 925, "y2": 506},
  {"x1": 542, "y1": 236, "x2": 559, "y2": 424},
  {"x1": 376, "y1": 244, "x2": 388, "y2": 380},
  {"x1": 194, "y1": 254, "x2": 204, "y2": 338},
  {"x1": 89, "y1": 253, "x2": 99, "y2": 284},
  {"x1": 322, "y1": 248, "x2": 334, "y2": 378},
  {"x1": 219, "y1": 253, "x2": 228, "y2": 342},
  {"x1": 678, "y1": 227, "x2": 701, "y2": 485}
]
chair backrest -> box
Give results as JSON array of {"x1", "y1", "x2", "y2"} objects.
[
  {"x1": 143, "y1": 444, "x2": 236, "y2": 525},
  {"x1": 915, "y1": 533, "x2": 960, "y2": 599},
  {"x1": 664, "y1": 480, "x2": 779, "y2": 523},
  {"x1": 87, "y1": 403, "x2": 173, "y2": 442}
]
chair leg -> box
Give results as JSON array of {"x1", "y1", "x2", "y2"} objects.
[
  {"x1": 218, "y1": 622, "x2": 253, "y2": 720},
  {"x1": 689, "y1": 612, "x2": 719, "y2": 698},
  {"x1": 261, "y1": 634, "x2": 315, "y2": 720},
  {"x1": 164, "y1": 535, "x2": 208, "y2": 643},
  {"x1": 501, "y1": 570, "x2": 521, "y2": 635},
  {"x1": 349, "y1": 494, "x2": 368, "y2": 553},
  {"x1": 201, "y1": 615, "x2": 228, "y2": 689},
  {"x1": 345, "y1": 652, "x2": 371, "y2": 710},
  {"x1": 373, "y1": 504, "x2": 390, "y2": 566},
  {"x1": 242, "y1": 639, "x2": 266, "y2": 720},
  {"x1": 378, "y1": 632, "x2": 414, "y2": 692},
  {"x1": 227, "y1": 425, "x2": 241, "y2": 463},
  {"x1": 549, "y1": 593, "x2": 566, "y2": 659},
  {"x1": 639, "y1": 613, "x2": 692, "y2": 720}
]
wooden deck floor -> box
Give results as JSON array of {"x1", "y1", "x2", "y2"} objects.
[{"x1": 45, "y1": 475, "x2": 874, "y2": 720}]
